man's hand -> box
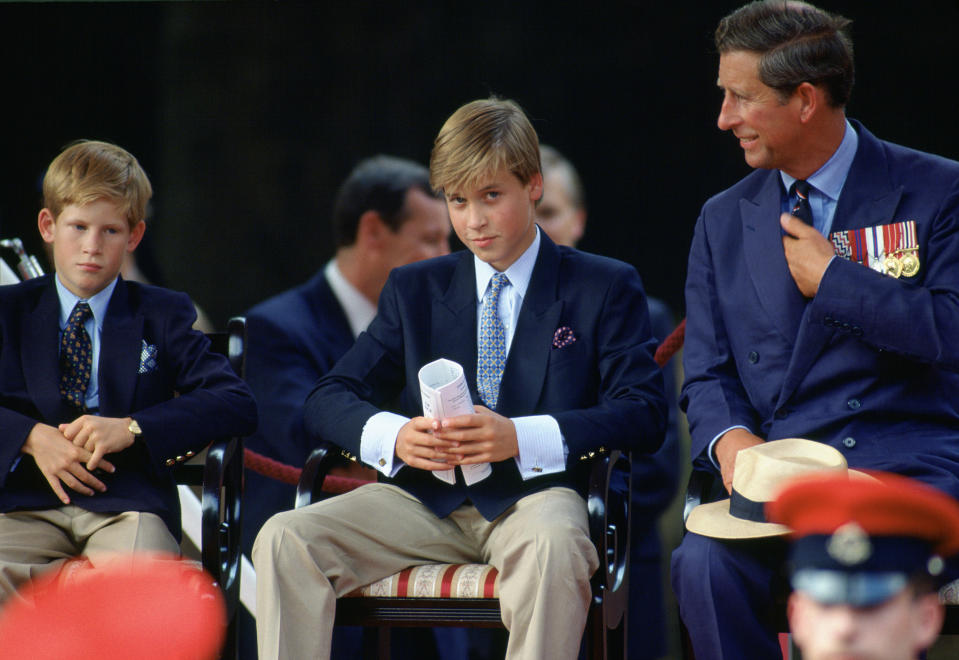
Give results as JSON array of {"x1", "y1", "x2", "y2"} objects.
[
  {"x1": 59, "y1": 415, "x2": 135, "y2": 471},
  {"x1": 781, "y1": 213, "x2": 834, "y2": 298},
  {"x1": 714, "y1": 428, "x2": 764, "y2": 494},
  {"x1": 395, "y1": 416, "x2": 460, "y2": 471},
  {"x1": 21, "y1": 423, "x2": 115, "y2": 504},
  {"x1": 433, "y1": 405, "x2": 518, "y2": 464}
]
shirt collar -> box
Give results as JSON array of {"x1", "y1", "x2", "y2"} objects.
[
  {"x1": 780, "y1": 118, "x2": 858, "y2": 202},
  {"x1": 325, "y1": 259, "x2": 377, "y2": 339},
  {"x1": 55, "y1": 274, "x2": 117, "y2": 330},
  {"x1": 474, "y1": 226, "x2": 540, "y2": 302}
]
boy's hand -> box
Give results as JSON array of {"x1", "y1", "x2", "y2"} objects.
[
  {"x1": 21, "y1": 423, "x2": 114, "y2": 504},
  {"x1": 59, "y1": 415, "x2": 135, "y2": 471},
  {"x1": 781, "y1": 213, "x2": 834, "y2": 298},
  {"x1": 395, "y1": 416, "x2": 460, "y2": 471},
  {"x1": 433, "y1": 406, "x2": 518, "y2": 464}
]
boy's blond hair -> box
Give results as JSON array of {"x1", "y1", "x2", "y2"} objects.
[
  {"x1": 42, "y1": 140, "x2": 153, "y2": 228},
  {"x1": 429, "y1": 98, "x2": 541, "y2": 195}
]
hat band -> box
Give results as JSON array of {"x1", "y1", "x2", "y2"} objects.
[{"x1": 729, "y1": 488, "x2": 768, "y2": 523}]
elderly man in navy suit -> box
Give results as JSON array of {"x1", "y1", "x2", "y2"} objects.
[
  {"x1": 253, "y1": 97, "x2": 667, "y2": 660},
  {"x1": 672, "y1": 2, "x2": 959, "y2": 659}
]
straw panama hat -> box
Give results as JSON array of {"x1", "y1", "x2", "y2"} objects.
[{"x1": 686, "y1": 438, "x2": 869, "y2": 540}]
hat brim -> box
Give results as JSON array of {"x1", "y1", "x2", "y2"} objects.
[
  {"x1": 685, "y1": 498, "x2": 790, "y2": 539},
  {"x1": 684, "y1": 469, "x2": 876, "y2": 540}
]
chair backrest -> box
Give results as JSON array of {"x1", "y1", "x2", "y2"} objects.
[{"x1": 206, "y1": 316, "x2": 247, "y2": 379}]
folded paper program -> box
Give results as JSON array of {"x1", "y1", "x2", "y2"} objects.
[{"x1": 418, "y1": 358, "x2": 491, "y2": 485}]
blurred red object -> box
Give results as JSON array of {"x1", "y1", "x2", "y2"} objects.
[{"x1": 0, "y1": 554, "x2": 225, "y2": 659}]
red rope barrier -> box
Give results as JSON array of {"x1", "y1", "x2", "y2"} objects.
[{"x1": 244, "y1": 319, "x2": 687, "y2": 489}]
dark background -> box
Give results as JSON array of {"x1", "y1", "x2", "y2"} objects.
[{"x1": 2, "y1": 1, "x2": 959, "y2": 327}]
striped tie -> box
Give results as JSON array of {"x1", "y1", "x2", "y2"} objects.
[
  {"x1": 791, "y1": 179, "x2": 814, "y2": 227},
  {"x1": 59, "y1": 301, "x2": 93, "y2": 410},
  {"x1": 477, "y1": 272, "x2": 509, "y2": 409}
]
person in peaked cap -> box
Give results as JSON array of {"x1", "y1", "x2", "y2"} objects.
[{"x1": 767, "y1": 471, "x2": 959, "y2": 660}]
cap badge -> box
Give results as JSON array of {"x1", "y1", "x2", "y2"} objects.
[{"x1": 827, "y1": 522, "x2": 872, "y2": 566}]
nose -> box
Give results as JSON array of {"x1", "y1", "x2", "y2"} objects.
[
  {"x1": 466, "y1": 205, "x2": 486, "y2": 231},
  {"x1": 81, "y1": 231, "x2": 103, "y2": 254},
  {"x1": 717, "y1": 93, "x2": 738, "y2": 131}
]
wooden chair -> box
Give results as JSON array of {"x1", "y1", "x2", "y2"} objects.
[
  {"x1": 295, "y1": 444, "x2": 632, "y2": 660},
  {"x1": 173, "y1": 316, "x2": 247, "y2": 660}
]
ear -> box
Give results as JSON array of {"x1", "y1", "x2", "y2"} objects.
[
  {"x1": 356, "y1": 210, "x2": 389, "y2": 251},
  {"x1": 912, "y1": 593, "x2": 945, "y2": 652},
  {"x1": 127, "y1": 220, "x2": 146, "y2": 252},
  {"x1": 785, "y1": 592, "x2": 807, "y2": 647},
  {"x1": 571, "y1": 208, "x2": 587, "y2": 243},
  {"x1": 38, "y1": 208, "x2": 57, "y2": 243},
  {"x1": 795, "y1": 82, "x2": 820, "y2": 123},
  {"x1": 528, "y1": 172, "x2": 544, "y2": 202}
]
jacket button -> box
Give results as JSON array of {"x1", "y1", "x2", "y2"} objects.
[
  {"x1": 748, "y1": 351, "x2": 759, "y2": 364},
  {"x1": 847, "y1": 398, "x2": 861, "y2": 410},
  {"x1": 843, "y1": 437, "x2": 856, "y2": 448},
  {"x1": 823, "y1": 316, "x2": 834, "y2": 326},
  {"x1": 165, "y1": 459, "x2": 175, "y2": 467}
]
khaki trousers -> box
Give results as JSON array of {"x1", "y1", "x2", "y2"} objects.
[
  {"x1": 0, "y1": 506, "x2": 179, "y2": 603},
  {"x1": 254, "y1": 483, "x2": 598, "y2": 660}
]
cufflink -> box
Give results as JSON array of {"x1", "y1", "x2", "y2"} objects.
[
  {"x1": 532, "y1": 467, "x2": 543, "y2": 473},
  {"x1": 378, "y1": 458, "x2": 387, "y2": 467}
]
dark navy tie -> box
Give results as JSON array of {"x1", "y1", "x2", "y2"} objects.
[
  {"x1": 791, "y1": 179, "x2": 814, "y2": 226},
  {"x1": 59, "y1": 301, "x2": 93, "y2": 410}
]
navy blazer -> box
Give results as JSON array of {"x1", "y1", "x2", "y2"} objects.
[
  {"x1": 682, "y1": 121, "x2": 959, "y2": 497},
  {"x1": 0, "y1": 276, "x2": 257, "y2": 539},
  {"x1": 242, "y1": 270, "x2": 355, "y2": 550},
  {"x1": 306, "y1": 233, "x2": 667, "y2": 520}
]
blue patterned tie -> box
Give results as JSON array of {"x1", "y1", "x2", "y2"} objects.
[
  {"x1": 477, "y1": 272, "x2": 509, "y2": 409},
  {"x1": 59, "y1": 301, "x2": 93, "y2": 410}
]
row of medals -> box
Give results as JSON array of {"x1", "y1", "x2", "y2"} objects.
[{"x1": 877, "y1": 247, "x2": 920, "y2": 279}]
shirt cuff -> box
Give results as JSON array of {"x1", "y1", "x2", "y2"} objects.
[
  {"x1": 513, "y1": 415, "x2": 566, "y2": 480},
  {"x1": 707, "y1": 425, "x2": 752, "y2": 470},
  {"x1": 360, "y1": 411, "x2": 410, "y2": 477}
]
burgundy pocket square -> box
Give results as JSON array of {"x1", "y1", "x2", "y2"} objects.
[{"x1": 552, "y1": 326, "x2": 576, "y2": 349}]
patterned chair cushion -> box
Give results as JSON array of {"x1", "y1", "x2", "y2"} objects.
[{"x1": 346, "y1": 563, "x2": 499, "y2": 599}]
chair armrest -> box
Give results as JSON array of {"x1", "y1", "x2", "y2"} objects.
[
  {"x1": 683, "y1": 469, "x2": 719, "y2": 524},
  {"x1": 201, "y1": 436, "x2": 243, "y2": 621},
  {"x1": 295, "y1": 442, "x2": 352, "y2": 508},
  {"x1": 586, "y1": 449, "x2": 631, "y2": 629}
]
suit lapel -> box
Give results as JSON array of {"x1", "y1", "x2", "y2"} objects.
[
  {"x1": 742, "y1": 172, "x2": 808, "y2": 343},
  {"x1": 431, "y1": 254, "x2": 480, "y2": 396},
  {"x1": 831, "y1": 122, "x2": 903, "y2": 233},
  {"x1": 776, "y1": 122, "x2": 901, "y2": 406},
  {"x1": 498, "y1": 236, "x2": 563, "y2": 417},
  {"x1": 23, "y1": 281, "x2": 72, "y2": 422},
  {"x1": 97, "y1": 281, "x2": 143, "y2": 417}
]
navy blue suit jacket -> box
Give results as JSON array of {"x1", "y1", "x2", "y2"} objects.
[
  {"x1": 682, "y1": 121, "x2": 959, "y2": 497},
  {"x1": 242, "y1": 270, "x2": 355, "y2": 550},
  {"x1": 306, "y1": 233, "x2": 667, "y2": 520},
  {"x1": 0, "y1": 276, "x2": 257, "y2": 539}
]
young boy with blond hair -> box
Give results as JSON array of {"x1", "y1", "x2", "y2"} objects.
[
  {"x1": 0, "y1": 140, "x2": 256, "y2": 601},
  {"x1": 254, "y1": 98, "x2": 666, "y2": 660}
]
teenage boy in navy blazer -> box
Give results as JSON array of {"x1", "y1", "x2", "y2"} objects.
[
  {"x1": 0, "y1": 140, "x2": 257, "y2": 601},
  {"x1": 254, "y1": 97, "x2": 667, "y2": 660}
]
